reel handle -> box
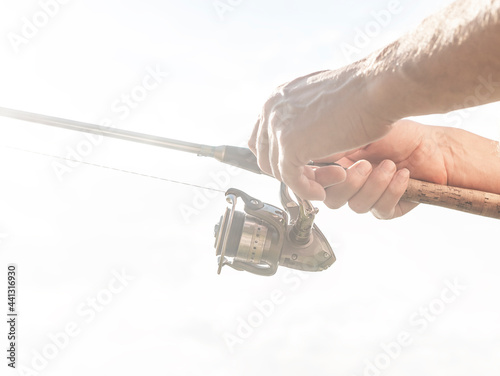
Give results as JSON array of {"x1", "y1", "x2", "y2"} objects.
[{"x1": 402, "y1": 178, "x2": 500, "y2": 219}]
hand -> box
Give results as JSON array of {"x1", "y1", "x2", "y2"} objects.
[
  {"x1": 248, "y1": 65, "x2": 397, "y2": 201},
  {"x1": 315, "y1": 119, "x2": 449, "y2": 219},
  {"x1": 248, "y1": 1, "x2": 500, "y2": 202}
]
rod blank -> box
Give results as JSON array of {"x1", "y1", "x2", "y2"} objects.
[
  {"x1": 0, "y1": 106, "x2": 214, "y2": 156},
  {"x1": 0, "y1": 106, "x2": 264, "y2": 175}
]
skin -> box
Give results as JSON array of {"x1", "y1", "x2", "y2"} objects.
[
  {"x1": 314, "y1": 119, "x2": 500, "y2": 219},
  {"x1": 248, "y1": 0, "x2": 500, "y2": 219}
]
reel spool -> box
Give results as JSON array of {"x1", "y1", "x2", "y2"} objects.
[{"x1": 213, "y1": 184, "x2": 335, "y2": 276}]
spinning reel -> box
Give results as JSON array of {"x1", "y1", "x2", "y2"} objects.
[{"x1": 213, "y1": 183, "x2": 335, "y2": 276}]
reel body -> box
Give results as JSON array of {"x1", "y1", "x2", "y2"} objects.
[{"x1": 213, "y1": 184, "x2": 335, "y2": 276}]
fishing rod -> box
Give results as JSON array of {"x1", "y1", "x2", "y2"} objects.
[
  {"x1": 1, "y1": 106, "x2": 499, "y2": 276},
  {"x1": 0, "y1": 106, "x2": 262, "y2": 175}
]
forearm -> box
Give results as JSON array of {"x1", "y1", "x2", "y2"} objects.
[
  {"x1": 441, "y1": 127, "x2": 500, "y2": 194},
  {"x1": 363, "y1": 0, "x2": 500, "y2": 121}
]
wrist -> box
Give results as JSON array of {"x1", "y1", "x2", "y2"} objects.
[
  {"x1": 360, "y1": 47, "x2": 420, "y2": 125},
  {"x1": 440, "y1": 127, "x2": 500, "y2": 194}
]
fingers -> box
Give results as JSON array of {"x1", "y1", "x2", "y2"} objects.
[
  {"x1": 314, "y1": 165, "x2": 348, "y2": 188},
  {"x1": 370, "y1": 168, "x2": 410, "y2": 219},
  {"x1": 249, "y1": 115, "x2": 273, "y2": 175},
  {"x1": 388, "y1": 201, "x2": 419, "y2": 219},
  {"x1": 348, "y1": 160, "x2": 398, "y2": 213},
  {"x1": 281, "y1": 164, "x2": 329, "y2": 201},
  {"x1": 249, "y1": 111, "x2": 330, "y2": 200},
  {"x1": 268, "y1": 124, "x2": 282, "y2": 181},
  {"x1": 323, "y1": 159, "x2": 411, "y2": 219},
  {"x1": 323, "y1": 160, "x2": 372, "y2": 209},
  {"x1": 248, "y1": 118, "x2": 259, "y2": 154}
]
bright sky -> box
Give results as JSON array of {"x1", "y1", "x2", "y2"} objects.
[{"x1": 1, "y1": 1, "x2": 499, "y2": 375}]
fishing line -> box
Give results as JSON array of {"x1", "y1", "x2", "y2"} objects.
[{"x1": 0, "y1": 144, "x2": 226, "y2": 193}]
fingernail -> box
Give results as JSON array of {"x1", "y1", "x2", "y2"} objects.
[
  {"x1": 381, "y1": 160, "x2": 396, "y2": 173},
  {"x1": 396, "y1": 168, "x2": 410, "y2": 182},
  {"x1": 355, "y1": 161, "x2": 371, "y2": 176}
]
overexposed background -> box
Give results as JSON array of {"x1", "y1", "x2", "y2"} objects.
[{"x1": 1, "y1": 1, "x2": 499, "y2": 375}]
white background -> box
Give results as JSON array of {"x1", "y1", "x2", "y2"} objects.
[{"x1": 0, "y1": 1, "x2": 499, "y2": 375}]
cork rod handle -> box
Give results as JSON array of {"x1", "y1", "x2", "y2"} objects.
[{"x1": 401, "y1": 178, "x2": 500, "y2": 219}]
